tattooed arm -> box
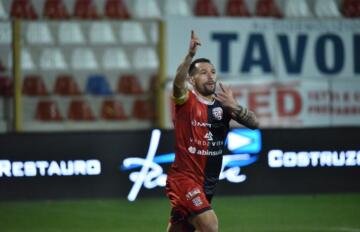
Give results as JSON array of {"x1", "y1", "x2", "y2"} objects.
[{"x1": 215, "y1": 83, "x2": 259, "y2": 129}]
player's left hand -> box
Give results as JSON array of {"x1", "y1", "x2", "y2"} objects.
[{"x1": 215, "y1": 83, "x2": 238, "y2": 111}]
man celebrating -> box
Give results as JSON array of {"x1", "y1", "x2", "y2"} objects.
[{"x1": 166, "y1": 30, "x2": 259, "y2": 232}]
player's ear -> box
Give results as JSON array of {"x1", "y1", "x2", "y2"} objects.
[{"x1": 188, "y1": 75, "x2": 195, "y2": 85}]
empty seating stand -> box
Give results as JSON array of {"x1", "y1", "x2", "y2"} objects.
[
  {"x1": 43, "y1": 0, "x2": 70, "y2": 19},
  {"x1": 22, "y1": 75, "x2": 48, "y2": 96},
  {"x1": 226, "y1": 0, "x2": 251, "y2": 17},
  {"x1": 256, "y1": 0, "x2": 283, "y2": 18},
  {"x1": 35, "y1": 100, "x2": 63, "y2": 121},
  {"x1": 132, "y1": 99, "x2": 155, "y2": 120},
  {"x1": 118, "y1": 75, "x2": 143, "y2": 95},
  {"x1": 68, "y1": 99, "x2": 96, "y2": 121},
  {"x1": 53, "y1": 75, "x2": 81, "y2": 96},
  {"x1": 10, "y1": 0, "x2": 38, "y2": 19},
  {"x1": 105, "y1": 0, "x2": 130, "y2": 19},
  {"x1": 0, "y1": 76, "x2": 13, "y2": 97},
  {"x1": 101, "y1": 99, "x2": 127, "y2": 120},
  {"x1": 194, "y1": 0, "x2": 219, "y2": 16},
  {"x1": 74, "y1": 0, "x2": 100, "y2": 19},
  {"x1": 86, "y1": 75, "x2": 112, "y2": 95}
]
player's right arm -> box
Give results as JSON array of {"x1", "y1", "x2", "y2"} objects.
[{"x1": 173, "y1": 30, "x2": 201, "y2": 104}]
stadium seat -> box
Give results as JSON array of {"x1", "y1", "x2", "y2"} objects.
[
  {"x1": 342, "y1": 0, "x2": 360, "y2": 17},
  {"x1": 314, "y1": 0, "x2": 341, "y2": 18},
  {"x1": 132, "y1": 47, "x2": 158, "y2": 70},
  {"x1": 74, "y1": 0, "x2": 100, "y2": 19},
  {"x1": 0, "y1": 76, "x2": 13, "y2": 97},
  {"x1": 101, "y1": 99, "x2": 128, "y2": 120},
  {"x1": 148, "y1": 74, "x2": 158, "y2": 93},
  {"x1": 8, "y1": 48, "x2": 36, "y2": 71},
  {"x1": 132, "y1": 99, "x2": 155, "y2": 120},
  {"x1": 43, "y1": 0, "x2": 70, "y2": 19},
  {"x1": 68, "y1": 99, "x2": 96, "y2": 121},
  {"x1": 26, "y1": 22, "x2": 54, "y2": 45},
  {"x1": 0, "y1": 1, "x2": 8, "y2": 19},
  {"x1": 118, "y1": 74, "x2": 143, "y2": 95},
  {"x1": 133, "y1": 0, "x2": 162, "y2": 18},
  {"x1": 226, "y1": 0, "x2": 250, "y2": 17},
  {"x1": 39, "y1": 48, "x2": 68, "y2": 70},
  {"x1": 194, "y1": 0, "x2": 219, "y2": 16},
  {"x1": 284, "y1": 0, "x2": 312, "y2": 18},
  {"x1": 71, "y1": 48, "x2": 98, "y2": 70},
  {"x1": 164, "y1": 0, "x2": 192, "y2": 16},
  {"x1": 0, "y1": 22, "x2": 12, "y2": 45},
  {"x1": 0, "y1": 59, "x2": 6, "y2": 72},
  {"x1": 256, "y1": 0, "x2": 282, "y2": 18},
  {"x1": 148, "y1": 22, "x2": 159, "y2": 44},
  {"x1": 53, "y1": 75, "x2": 81, "y2": 96},
  {"x1": 35, "y1": 100, "x2": 63, "y2": 121},
  {"x1": 119, "y1": 21, "x2": 147, "y2": 44},
  {"x1": 58, "y1": 22, "x2": 85, "y2": 44},
  {"x1": 105, "y1": 0, "x2": 130, "y2": 19},
  {"x1": 85, "y1": 75, "x2": 112, "y2": 95},
  {"x1": 22, "y1": 75, "x2": 48, "y2": 96},
  {"x1": 102, "y1": 48, "x2": 130, "y2": 70},
  {"x1": 10, "y1": 0, "x2": 38, "y2": 19},
  {"x1": 89, "y1": 22, "x2": 116, "y2": 44}
]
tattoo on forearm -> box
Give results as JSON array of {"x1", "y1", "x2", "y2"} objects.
[{"x1": 231, "y1": 106, "x2": 259, "y2": 129}]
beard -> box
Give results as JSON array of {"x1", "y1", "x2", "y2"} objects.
[{"x1": 195, "y1": 81, "x2": 216, "y2": 97}]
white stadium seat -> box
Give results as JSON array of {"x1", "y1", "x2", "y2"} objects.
[
  {"x1": 102, "y1": 48, "x2": 130, "y2": 70},
  {"x1": 8, "y1": 48, "x2": 36, "y2": 71},
  {"x1": 89, "y1": 22, "x2": 116, "y2": 44},
  {"x1": 284, "y1": 0, "x2": 313, "y2": 18},
  {"x1": 119, "y1": 21, "x2": 147, "y2": 44},
  {"x1": 26, "y1": 22, "x2": 54, "y2": 45},
  {"x1": 39, "y1": 48, "x2": 68, "y2": 70},
  {"x1": 0, "y1": 0, "x2": 8, "y2": 19},
  {"x1": 58, "y1": 22, "x2": 85, "y2": 44},
  {"x1": 133, "y1": 47, "x2": 158, "y2": 70},
  {"x1": 0, "y1": 22, "x2": 12, "y2": 45},
  {"x1": 314, "y1": 0, "x2": 341, "y2": 18},
  {"x1": 133, "y1": 0, "x2": 162, "y2": 19},
  {"x1": 164, "y1": 0, "x2": 192, "y2": 16},
  {"x1": 71, "y1": 48, "x2": 98, "y2": 70}
]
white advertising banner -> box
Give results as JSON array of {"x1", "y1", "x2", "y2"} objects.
[{"x1": 165, "y1": 18, "x2": 360, "y2": 80}]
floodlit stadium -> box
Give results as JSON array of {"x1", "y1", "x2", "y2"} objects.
[{"x1": 0, "y1": 0, "x2": 360, "y2": 231}]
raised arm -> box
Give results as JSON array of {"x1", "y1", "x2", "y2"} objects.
[
  {"x1": 173, "y1": 30, "x2": 201, "y2": 99},
  {"x1": 215, "y1": 83, "x2": 259, "y2": 129}
]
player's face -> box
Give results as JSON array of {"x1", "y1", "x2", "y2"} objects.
[{"x1": 191, "y1": 62, "x2": 217, "y2": 97}]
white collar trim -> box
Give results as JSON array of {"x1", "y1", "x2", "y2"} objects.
[{"x1": 192, "y1": 90, "x2": 215, "y2": 105}]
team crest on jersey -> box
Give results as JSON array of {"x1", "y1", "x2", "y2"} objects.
[{"x1": 212, "y1": 107, "x2": 223, "y2": 120}]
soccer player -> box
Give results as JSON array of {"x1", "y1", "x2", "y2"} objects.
[{"x1": 165, "y1": 30, "x2": 259, "y2": 232}]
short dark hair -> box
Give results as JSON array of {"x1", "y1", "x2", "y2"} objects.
[{"x1": 188, "y1": 58, "x2": 211, "y2": 76}]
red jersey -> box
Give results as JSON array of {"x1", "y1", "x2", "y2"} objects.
[{"x1": 168, "y1": 90, "x2": 231, "y2": 196}]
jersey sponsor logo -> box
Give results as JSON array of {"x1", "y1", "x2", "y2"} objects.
[
  {"x1": 186, "y1": 188, "x2": 201, "y2": 200},
  {"x1": 121, "y1": 129, "x2": 262, "y2": 201},
  {"x1": 192, "y1": 196, "x2": 203, "y2": 207},
  {"x1": 188, "y1": 146, "x2": 196, "y2": 154},
  {"x1": 212, "y1": 107, "x2": 223, "y2": 120},
  {"x1": 191, "y1": 120, "x2": 212, "y2": 128},
  {"x1": 204, "y1": 131, "x2": 213, "y2": 141}
]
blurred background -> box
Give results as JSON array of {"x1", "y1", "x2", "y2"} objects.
[{"x1": 0, "y1": 0, "x2": 360, "y2": 231}]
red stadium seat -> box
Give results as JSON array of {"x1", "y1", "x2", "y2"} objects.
[
  {"x1": 226, "y1": 0, "x2": 250, "y2": 17},
  {"x1": 35, "y1": 100, "x2": 63, "y2": 121},
  {"x1": 10, "y1": 0, "x2": 38, "y2": 19},
  {"x1": 68, "y1": 99, "x2": 96, "y2": 121},
  {"x1": 53, "y1": 75, "x2": 81, "y2": 96},
  {"x1": 0, "y1": 59, "x2": 5, "y2": 72},
  {"x1": 343, "y1": 0, "x2": 360, "y2": 17},
  {"x1": 256, "y1": 0, "x2": 283, "y2": 18},
  {"x1": 22, "y1": 75, "x2": 48, "y2": 96},
  {"x1": 0, "y1": 76, "x2": 13, "y2": 97},
  {"x1": 101, "y1": 99, "x2": 128, "y2": 120},
  {"x1": 43, "y1": 0, "x2": 70, "y2": 19},
  {"x1": 132, "y1": 99, "x2": 155, "y2": 120},
  {"x1": 118, "y1": 75, "x2": 143, "y2": 95},
  {"x1": 105, "y1": 0, "x2": 130, "y2": 19},
  {"x1": 194, "y1": 0, "x2": 219, "y2": 16},
  {"x1": 148, "y1": 74, "x2": 158, "y2": 94},
  {"x1": 74, "y1": 0, "x2": 100, "y2": 19}
]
